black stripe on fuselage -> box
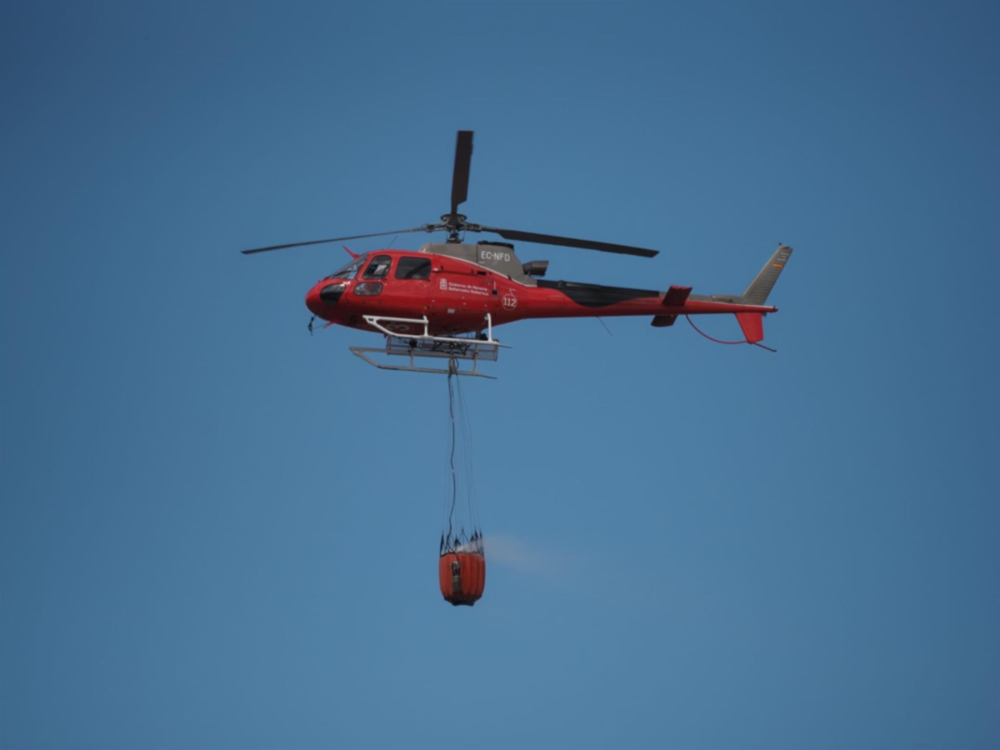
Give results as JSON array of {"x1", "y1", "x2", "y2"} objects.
[{"x1": 537, "y1": 279, "x2": 660, "y2": 308}]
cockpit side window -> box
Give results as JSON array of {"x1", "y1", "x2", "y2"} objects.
[
  {"x1": 325, "y1": 255, "x2": 366, "y2": 280},
  {"x1": 363, "y1": 255, "x2": 392, "y2": 279},
  {"x1": 395, "y1": 257, "x2": 431, "y2": 280}
]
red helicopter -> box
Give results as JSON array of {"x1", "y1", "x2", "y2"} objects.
[{"x1": 243, "y1": 131, "x2": 792, "y2": 377}]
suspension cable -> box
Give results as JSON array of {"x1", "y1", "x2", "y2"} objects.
[
  {"x1": 455, "y1": 371, "x2": 482, "y2": 545},
  {"x1": 446, "y1": 368, "x2": 458, "y2": 544},
  {"x1": 685, "y1": 315, "x2": 777, "y2": 353}
]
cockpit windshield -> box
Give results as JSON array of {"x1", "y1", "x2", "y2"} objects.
[{"x1": 325, "y1": 255, "x2": 368, "y2": 280}]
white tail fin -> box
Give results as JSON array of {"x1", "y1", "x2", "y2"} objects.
[{"x1": 741, "y1": 245, "x2": 793, "y2": 306}]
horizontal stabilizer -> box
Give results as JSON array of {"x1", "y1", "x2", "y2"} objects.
[{"x1": 663, "y1": 285, "x2": 692, "y2": 307}]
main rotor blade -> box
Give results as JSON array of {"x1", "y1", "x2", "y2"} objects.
[
  {"x1": 479, "y1": 226, "x2": 659, "y2": 258},
  {"x1": 241, "y1": 227, "x2": 434, "y2": 255},
  {"x1": 450, "y1": 130, "x2": 474, "y2": 216}
]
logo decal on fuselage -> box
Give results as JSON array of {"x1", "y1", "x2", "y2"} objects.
[
  {"x1": 502, "y1": 293, "x2": 518, "y2": 311},
  {"x1": 385, "y1": 322, "x2": 415, "y2": 333}
]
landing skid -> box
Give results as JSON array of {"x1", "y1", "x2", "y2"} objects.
[{"x1": 349, "y1": 314, "x2": 509, "y2": 378}]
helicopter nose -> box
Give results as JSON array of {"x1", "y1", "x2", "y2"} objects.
[
  {"x1": 306, "y1": 282, "x2": 346, "y2": 318},
  {"x1": 306, "y1": 287, "x2": 323, "y2": 317}
]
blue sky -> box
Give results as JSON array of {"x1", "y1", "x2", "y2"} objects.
[{"x1": 2, "y1": 2, "x2": 998, "y2": 748}]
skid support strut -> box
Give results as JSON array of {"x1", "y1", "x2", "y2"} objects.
[{"x1": 349, "y1": 313, "x2": 509, "y2": 379}]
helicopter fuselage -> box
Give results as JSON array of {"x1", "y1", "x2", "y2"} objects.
[
  {"x1": 305, "y1": 243, "x2": 777, "y2": 339},
  {"x1": 246, "y1": 131, "x2": 792, "y2": 362}
]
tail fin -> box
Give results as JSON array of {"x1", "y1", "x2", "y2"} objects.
[
  {"x1": 741, "y1": 244, "x2": 793, "y2": 306},
  {"x1": 736, "y1": 312, "x2": 764, "y2": 343},
  {"x1": 734, "y1": 244, "x2": 792, "y2": 347}
]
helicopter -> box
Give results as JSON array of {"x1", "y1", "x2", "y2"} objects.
[{"x1": 243, "y1": 131, "x2": 792, "y2": 377}]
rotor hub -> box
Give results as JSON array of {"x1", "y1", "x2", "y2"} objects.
[
  {"x1": 442, "y1": 213, "x2": 467, "y2": 227},
  {"x1": 442, "y1": 213, "x2": 468, "y2": 242}
]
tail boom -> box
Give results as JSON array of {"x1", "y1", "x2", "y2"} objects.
[{"x1": 516, "y1": 244, "x2": 791, "y2": 346}]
